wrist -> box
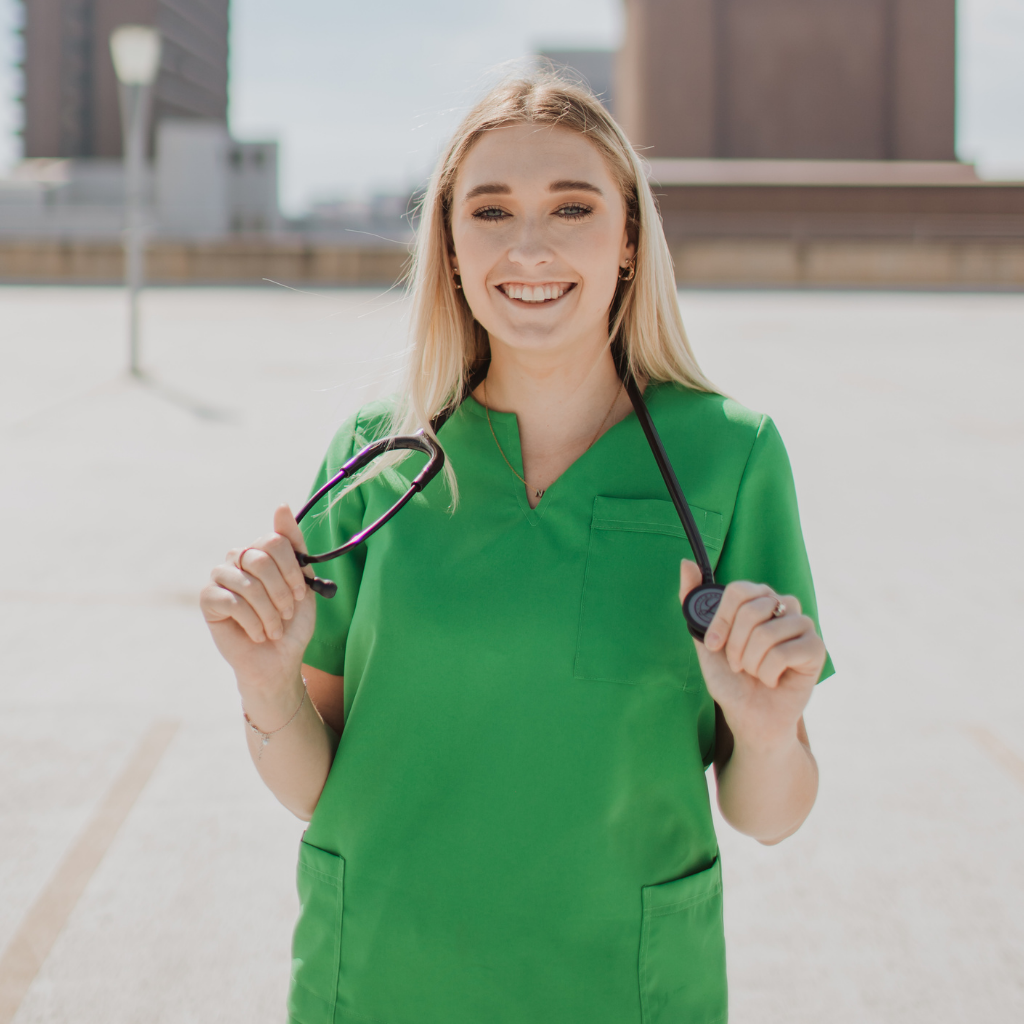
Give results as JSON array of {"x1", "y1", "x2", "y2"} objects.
[
  {"x1": 728, "y1": 723, "x2": 805, "y2": 762},
  {"x1": 238, "y1": 671, "x2": 310, "y2": 761},
  {"x1": 236, "y1": 669, "x2": 305, "y2": 717}
]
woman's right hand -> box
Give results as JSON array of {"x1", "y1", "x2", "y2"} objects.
[{"x1": 200, "y1": 504, "x2": 317, "y2": 691}]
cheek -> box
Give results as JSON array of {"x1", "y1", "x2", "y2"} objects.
[
  {"x1": 565, "y1": 214, "x2": 623, "y2": 265},
  {"x1": 451, "y1": 223, "x2": 499, "y2": 282},
  {"x1": 450, "y1": 227, "x2": 500, "y2": 327},
  {"x1": 571, "y1": 225, "x2": 625, "y2": 301}
]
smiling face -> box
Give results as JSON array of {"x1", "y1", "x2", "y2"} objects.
[{"x1": 449, "y1": 123, "x2": 634, "y2": 363}]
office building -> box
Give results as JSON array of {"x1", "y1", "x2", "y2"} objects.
[{"x1": 21, "y1": 0, "x2": 229, "y2": 158}]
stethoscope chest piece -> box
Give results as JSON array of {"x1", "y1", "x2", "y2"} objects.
[{"x1": 682, "y1": 583, "x2": 725, "y2": 643}]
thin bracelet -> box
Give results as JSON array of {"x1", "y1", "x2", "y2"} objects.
[{"x1": 243, "y1": 680, "x2": 307, "y2": 760}]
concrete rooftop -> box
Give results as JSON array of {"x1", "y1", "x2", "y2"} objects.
[{"x1": 0, "y1": 286, "x2": 1022, "y2": 1023}]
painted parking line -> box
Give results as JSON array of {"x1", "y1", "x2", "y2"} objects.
[
  {"x1": 968, "y1": 726, "x2": 1024, "y2": 793},
  {"x1": 0, "y1": 719, "x2": 180, "y2": 1024}
]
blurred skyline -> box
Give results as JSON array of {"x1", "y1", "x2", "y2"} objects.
[{"x1": 0, "y1": 0, "x2": 1022, "y2": 216}]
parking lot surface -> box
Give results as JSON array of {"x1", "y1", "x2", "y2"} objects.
[{"x1": 1, "y1": 286, "x2": 1022, "y2": 1023}]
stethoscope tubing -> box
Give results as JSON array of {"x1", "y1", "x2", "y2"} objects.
[
  {"x1": 617, "y1": 366, "x2": 724, "y2": 642},
  {"x1": 293, "y1": 357, "x2": 723, "y2": 637}
]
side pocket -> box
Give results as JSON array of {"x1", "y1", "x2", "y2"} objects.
[
  {"x1": 639, "y1": 858, "x2": 727, "y2": 1024},
  {"x1": 288, "y1": 839, "x2": 344, "y2": 1024}
]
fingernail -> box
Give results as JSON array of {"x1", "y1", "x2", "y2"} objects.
[
  {"x1": 268, "y1": 629, "x2": 282, "y2": 641},
  {"x1": 294, "y1": 587, "x2": 305, "y2": 601},
  {"x1": 704, "y1": 630, "x2": 720, "y2": 648}
]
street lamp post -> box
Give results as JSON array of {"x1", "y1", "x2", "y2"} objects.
[{"x1": 110, "y1": 25, "x2": 161, "y2": 378}]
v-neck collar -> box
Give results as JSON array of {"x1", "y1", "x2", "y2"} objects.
[{"x1": 461, "y1": 388, "x2": 659, "y2": 524}]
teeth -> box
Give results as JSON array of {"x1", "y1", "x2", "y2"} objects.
[{"x1": 503, "y1": 284, "x2": 567, "y2": 302}]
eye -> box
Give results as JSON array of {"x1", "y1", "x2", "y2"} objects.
[
  {"x1": 472, "y1": 206, "x2": 510, "y2": 221},
  {"x1": 556, "y1": 203, "x2": 592, "y2": 221}
]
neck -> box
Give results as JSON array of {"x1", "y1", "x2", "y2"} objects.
[
  {"x1": 473, "y1": 331, "x2": 633, "y2": 503},
  {"x1": 480, "y1": 330, "x2": 619, "y2": 418}
]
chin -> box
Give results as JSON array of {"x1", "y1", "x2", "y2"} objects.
[{"x1": 488, "y1": 316, "x2": 592, "y2": 356}]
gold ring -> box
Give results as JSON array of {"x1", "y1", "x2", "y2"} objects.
[{"x1": 772, "y1": 599, "x2": 786, "y2": 619}]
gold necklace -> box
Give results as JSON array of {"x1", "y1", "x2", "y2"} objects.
[{"x1": 482, "y1": 378, "x2": 624, "y2": 499}]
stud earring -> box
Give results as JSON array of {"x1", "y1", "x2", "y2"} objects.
[{"x1": 453, "y1": 268, "x2": 462, "y2": 290}]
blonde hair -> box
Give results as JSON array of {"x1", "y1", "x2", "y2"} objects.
[{"x1": 365, "y1": 70, "x2": 716, "y2": 500}]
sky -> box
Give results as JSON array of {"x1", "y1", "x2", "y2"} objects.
[{"x1": 0, "y1": 0, "x2": 1022, "y2": 216}]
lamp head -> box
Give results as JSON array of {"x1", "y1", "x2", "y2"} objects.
[{"x1": 110, "y1": 25, "x2": 162, "y2": 86}]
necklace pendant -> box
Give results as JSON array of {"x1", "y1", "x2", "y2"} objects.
[{"x1": 535, "y1": 489, "x2": 544, "y2": 498}]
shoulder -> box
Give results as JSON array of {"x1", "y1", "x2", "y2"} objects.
[
  {"x1": 649, "y1": 383, "x2": 779, "y2": 463},
  {"x1": 320, "y1": 395, "x2": 399, "y2": 467},
  {"x1": 647, "y1": 384, "x2": 796, "y2": 515},
  {"x1": 351, "y1": 395, "x2": 399, "y2": 445},
  {"x1": 650, "y1": 382, "x2": 763, "y2": 429}
]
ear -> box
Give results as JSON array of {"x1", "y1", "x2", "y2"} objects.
[
  {"x1": 619, "y1": 222, "x2": 637, "y2": 267},
  {"x1": 445, "y1": 226, "x2": 459, "y2": 265}
]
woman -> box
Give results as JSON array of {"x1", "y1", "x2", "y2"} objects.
[{"x1": 201, "y1": 73, "x2": 833, "y2": 1024}]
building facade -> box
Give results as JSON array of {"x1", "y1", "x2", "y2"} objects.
[
  {"x1": 21, "y1": 0, "x2": 229, "y2": 158},
  {"x1": 616, "y1": 0, "x2": 956, "y2": 161}
]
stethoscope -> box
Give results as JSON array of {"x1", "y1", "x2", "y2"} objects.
[{"x1": 294, "y1": 354, "x2": 724, "y2": 642}]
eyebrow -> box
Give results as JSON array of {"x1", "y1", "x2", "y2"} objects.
[
  {"x1": 462, "y1": 179, "x2": 604, "y2": 202},
  {"x1": 463, "y1": 183, "x2": 512, "y2": 201},
  {"x1": 549, "y1": 179, "x2": 603, "y2": 196}
]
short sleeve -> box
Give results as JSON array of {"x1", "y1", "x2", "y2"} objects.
[
  {"x1": 300, "y1": 413, "x2": 369, "y2": 676},
  {"x1": 714, "y1": 415, "x2": 835, "y2": 683}
]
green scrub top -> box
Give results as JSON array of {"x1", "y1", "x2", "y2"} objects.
[{"x1": 291, "y1": 383, "x2": 833, "y2": 1024}]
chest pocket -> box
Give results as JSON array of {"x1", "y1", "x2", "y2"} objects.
[{"x1": 574, "y1": 496, "x2": 723, "y2": 691}]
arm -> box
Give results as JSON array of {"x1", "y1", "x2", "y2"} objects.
[
  {"x1": 691, "y1": 414, "x2": 830, "y2": 842},
  {"x1": 713, "y1": 707, "x2": 817, "y2": 845},
  {"x1": 304, "y1": 665, "x2": 346, "y2": 736},
  {"x1": 681, "y1": 563, "x2": 826, "y2": 844},
  {"x1": 239, "y1": 665, "x2": 338, "y2": 822},
  {"x1": 201, "y1": 505, "x2": 343, "y2": 821}
]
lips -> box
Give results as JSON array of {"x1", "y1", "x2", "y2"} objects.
[{"x1": 497, "y1": 282, "x2": 575, "y2": 303}]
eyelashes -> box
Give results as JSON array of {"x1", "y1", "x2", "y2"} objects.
[
  {"x1": 473, "y1": 206, "x2": 509, "y2": 220},
  {"x1": 470, "y1": 203, "x2": 594, "y2": 223},
  {"x1": 556, "y1": 203, "x2": 592, "y2": 221}
]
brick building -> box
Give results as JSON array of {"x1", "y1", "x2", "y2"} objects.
[{"x1": 616, "y1": 0, "x2": 956, "y2": 161}]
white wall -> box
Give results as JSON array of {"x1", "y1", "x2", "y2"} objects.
[
  {"x1": 227, "y1": 141, "x2": 281, "y2": 234},
  {"x1": 156, "y1": 120, "x2": 230, "y2": 239},
  {"x1": 0, "y1": 125, "x2": 281, "y2": 240}
]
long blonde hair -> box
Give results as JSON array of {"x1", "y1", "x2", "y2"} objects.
[{"x1": 369, "y1": 71, "x2": 716, "y2": 499}]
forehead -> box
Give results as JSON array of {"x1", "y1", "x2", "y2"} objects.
[{"x1": 455, "y1": 123, "x2": 618, "y2": 198}]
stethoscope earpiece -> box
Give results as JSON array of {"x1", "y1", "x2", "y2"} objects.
[
  {"x1": 294, "y1": 558, "x2": 338, "y2": 599},
  {"x1": 682, "y1": 583, "x2": 725, "y2": 643}
]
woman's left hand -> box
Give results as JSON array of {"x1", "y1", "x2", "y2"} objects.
[{"x1": 679, "y1": 560, "x2": 826, "y2": 752}]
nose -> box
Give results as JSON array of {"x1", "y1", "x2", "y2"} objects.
[{"x1": 506, "y1": 214, "x2": 554, "y2": 269}]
